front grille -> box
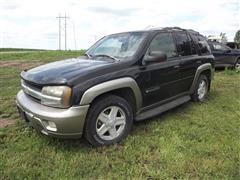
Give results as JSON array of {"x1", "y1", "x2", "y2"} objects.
[
  {"x1": 24, "y1": 81, "x2": 42, "y2": 92},
  {"x1": 21, "y1": 80, "x2": 42, "y2": 103},
  {"x1": 25, "y1": 93, "x2": 41, "y2": 103},
  {"x1": 21, "y1": 80, "x2": 62, "y2": 105}
]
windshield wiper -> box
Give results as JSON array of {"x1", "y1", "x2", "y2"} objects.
[
  {"x1": 91, "y1": 54, "x2": 119, "y2": 61},
  {"x1": 84, "y1": 53, "x2": 92, "y2": 58}
]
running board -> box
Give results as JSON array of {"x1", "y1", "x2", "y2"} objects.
[{"x1": 135, "y1": 95, "x2": 191, "y2": 121}]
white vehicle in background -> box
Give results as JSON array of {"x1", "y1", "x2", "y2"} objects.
[{"x1": 208, "y1": 35, "x2": 224, "y2": 43}]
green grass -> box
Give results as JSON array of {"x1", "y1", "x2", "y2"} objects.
[
  {"x1": 0, "y1": 50, "x2": 85, "y2": 62},
  {"x1": 0, "y1": 48, "x2": 46, "y2": 52},
  {"x1": 0, "y1": 51, "x2": 240, "y2": 179}
]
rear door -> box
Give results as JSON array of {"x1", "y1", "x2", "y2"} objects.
[{"x1": 173, "y1": 32, "x2": 199, "y2": 92}]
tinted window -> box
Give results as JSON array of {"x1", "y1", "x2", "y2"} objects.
[
  {"x1": 213, "y1": 43, "x2": 230, "y2": 51},
  {"x1": 193, "y1": 35, "x2": 211, "y2": 54},
  {"x1": 188, "y1": 34, "x2": 197, "y2": 54},
  {"x1": 148, "y1": 33, "x2": 177, "y2": 58},
  {"x1": 174, "y1": 33, "x2": 192, "y2": 56}
]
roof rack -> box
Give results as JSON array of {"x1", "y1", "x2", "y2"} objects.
[
  {"x1": 186, "y1": 29, "x2": 200, "y2": 35},
  {"x1": 161, "y1": 27, "x2": 186, "y2": 31},
  {"x1": 146, "y1": 27, "x2": 164, "y2": 30},
  {"x1": 149, "y1": 26, "x2": 200, "y2": 35},
  {"x1": 148, "y1": 26, "x2": 185, "y2": 31}
]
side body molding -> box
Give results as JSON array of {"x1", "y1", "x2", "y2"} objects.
[
  {"x1": 80, "y1": 77, "x2": 143, "y2": 110},
  {"x1": 190, "y1": 63, "x2": 214, "y2": 93}
]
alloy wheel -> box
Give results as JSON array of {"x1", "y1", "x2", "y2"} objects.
[
  {"x1": 197, "y1": 80, "x2": 207, "y2": 100},
  {"x1": 96, "y1": 106, "x2": 126, "y2": 141}
]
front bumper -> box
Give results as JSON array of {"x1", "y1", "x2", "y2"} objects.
[{"x1": 16, "y1": 90, "x2": 89, "y2": 139}]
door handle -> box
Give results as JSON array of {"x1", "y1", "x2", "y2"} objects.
[{"x1": 173, "y1": 65, "x2": 180, "y2": 68}]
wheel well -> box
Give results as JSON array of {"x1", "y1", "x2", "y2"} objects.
[
  {"x1": 200, "y1": 69, "x2": 211, "y2": 90},
  {"x1": 89, "y1": 88, "x2": 137, "y2": 114}
]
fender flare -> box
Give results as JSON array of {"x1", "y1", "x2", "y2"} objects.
[
  {"x1": 190, "y1": 63, "x2": 214, "y2": 94},
  {"x1": 79, "y1": 77, "x2": 142, "y2": 111}
]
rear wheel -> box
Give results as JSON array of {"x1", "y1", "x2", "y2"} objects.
[
  {"x1": 191, "y1": 75, "x2": 209, "y2": 102},
  {"x1": 234, "y1": 59, "x2": 240, "y2": 70},
  {"x1": 84, "y1": 95, "x2": 133, "y2": 146}
]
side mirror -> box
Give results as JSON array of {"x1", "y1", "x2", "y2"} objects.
[{"x1": 144, "y1": 51, "x2": 167, "y2": 64}]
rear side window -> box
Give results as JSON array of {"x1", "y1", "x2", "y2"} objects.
[
  {"x1": 174, "y1": 33, "x2": 192, "y2": 56},
  {"x1": 192, "y1": 35, "x2": 211, "y2": 54},
  {"x1": 148, "y1": 32, "x2": 177, "y2": 58},
  {"x1": 188, "y1": 34, "x2": 197, "y2": 55}
]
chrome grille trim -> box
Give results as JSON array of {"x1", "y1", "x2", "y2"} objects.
[
  {"x1": 21, "y1": 81, "x2": 61, "y2": 103},
  {"x1": 21, "y1": 82, "x2": 42, "y2": 100}
]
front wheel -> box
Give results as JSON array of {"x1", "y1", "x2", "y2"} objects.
[
  {"x1": 84, "y1": 95, "x2": 133, "y2": 146},
  {"x1": 191, "y1": 75, "x2": 209, "y2": 102}
]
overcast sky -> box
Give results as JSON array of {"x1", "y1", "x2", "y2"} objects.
[{"x1": 0, "y1": 0, "x2": 239, "y2": 50}]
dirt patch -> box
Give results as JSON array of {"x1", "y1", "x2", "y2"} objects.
[
  {"x1": 0, "y1": 119, "x2": 16, "y2": 128},
  {"x1": 0, "y1": 61, "x2": 22, "y2": 67},
  {"x1": 0, "y1": 60, "x2": 43, "y2": 69},
  {"x1": 22, "y1": 62, "x2": 44, "y2": 69}
]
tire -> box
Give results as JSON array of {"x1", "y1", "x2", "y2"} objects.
[
  {"x1": 84, "y1": 94, "x2": 133, "y2": 146},
  {"x1": 234, "y1": 58, "x2": 240, "y2": 70},
  {"x1": 191, "y1": 75, "x2": 209, "y2": 102}
]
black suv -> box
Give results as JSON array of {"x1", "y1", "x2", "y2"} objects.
[{"x1": 16, "y1": 27, "x2": 214, "y2": 146}]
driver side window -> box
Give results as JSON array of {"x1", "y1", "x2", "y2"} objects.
[{"x1": 147, "y1": 33, "x2": 177, "y2": 59}]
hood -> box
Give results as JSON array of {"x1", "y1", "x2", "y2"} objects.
[{"x1": 21, "y1": 58, "x2": 112, "y2": 85}]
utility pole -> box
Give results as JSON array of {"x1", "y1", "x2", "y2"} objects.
[
  {"x1": 56, "y1": 13, "x2": 69, "y2": 50},
  {"x1": 64, "y1": 13, "x2": 67, "y2": 51},
  {"x1": 71, "y1": 19, "x2": 77, "y2": 50},
  {"x1": 57, "y1": 14, "x2": 61, "y2": 50}
]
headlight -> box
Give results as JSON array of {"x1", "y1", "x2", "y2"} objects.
[{"x1": 41, "y1": 86, "x2": 72, "y2": 108}]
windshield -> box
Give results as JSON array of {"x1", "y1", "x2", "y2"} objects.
[{"x1": 86, "y1": 32, "x2": 147, "y2": 60}]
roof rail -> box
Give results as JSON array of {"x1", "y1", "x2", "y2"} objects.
[
  {"x1": 148, "y1": 27, "x2": 200, "y2": 35},
  {"x1": 147, "y1": 27, "x2": 164, "y2": 30},
  {"x1": 161, "y1": 27, "x2": 186, "y2": 31},
  {"x1": 148, "y1": 26, "x2": 185, "y2": 31},
  {"x1": 186, "y1": 29, "x2": 200, "y2": 35}
]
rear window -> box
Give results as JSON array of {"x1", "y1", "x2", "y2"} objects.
[{"x1": 192, "y1": 35, "x2": 211, "y2": 54}]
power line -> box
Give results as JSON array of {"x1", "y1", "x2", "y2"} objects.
[{"x1": 56, "y1": 13, "x2": 69, "y2": 50}]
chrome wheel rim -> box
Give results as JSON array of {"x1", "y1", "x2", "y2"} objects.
[
  {"x1": 197, "y1": 80, "x2": 207, "y2": 100},
  {"x1": 96, "y1": 106, "x2": 126, "y2": 141}
]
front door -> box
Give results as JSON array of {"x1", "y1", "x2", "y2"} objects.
[{"x1": 136, "y1": 32, "x2": 183, "y2": 107}]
